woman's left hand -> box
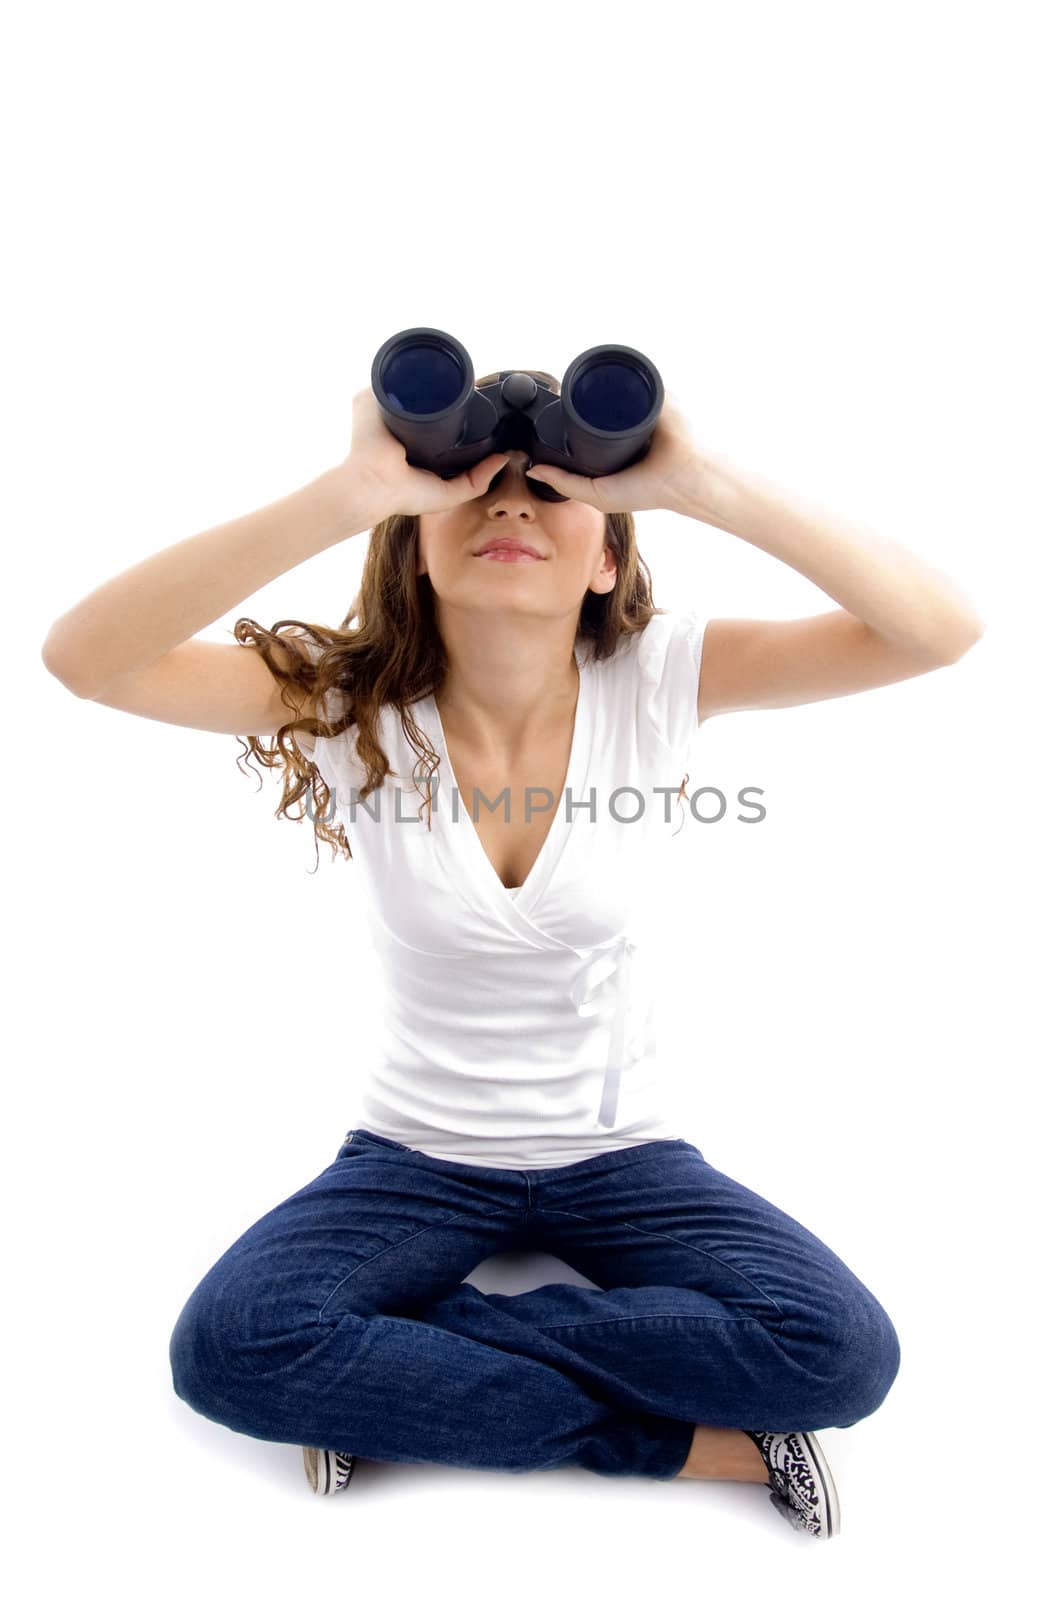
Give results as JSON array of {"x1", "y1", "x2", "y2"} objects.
[{"x1": 525, "y1": 391, "x2": 709, "y2": 516}]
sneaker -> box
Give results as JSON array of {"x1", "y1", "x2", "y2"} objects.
[
  {"x1": 302, "y1": 1445, "x2": 357, "y2": 1495},
  {"x1": 744, "y1": 1430, "x2": 840, "y2": 1538}
]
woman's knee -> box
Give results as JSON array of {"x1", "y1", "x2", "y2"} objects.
[
  {"x1": 788, "y1": 1281, "x2": 901, "y2": 1421},
  {"x1": 168, "y1": 1272, "x2": 245, "y2": 1418},
  {"x1": 168, "y1": 1258, "x2": 322, "y2": 1418},
  {"x1": 823, "y1": 1289, "x2": 901, "y2": 1421},
  {"x1": 169, "y1": 1282, "x2": 218, "y2": 1417}
]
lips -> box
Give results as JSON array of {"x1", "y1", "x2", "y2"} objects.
[{"x1": 474, "y1": 536, "x2": 545, "y2": 559}]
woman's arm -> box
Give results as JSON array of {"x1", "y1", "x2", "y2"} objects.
[
  {"x1": 695, "y1": 609, "x2": 973, "y2": 723},
  {"x1": 672, "y1": 457, "x2": 986, "y2": 721},
  {"x1": 40, "y1": 466, "x2": 374, "y2": 701},
  {"x1": 681, "y1": 458, "x2": 987, "y2": 662}
]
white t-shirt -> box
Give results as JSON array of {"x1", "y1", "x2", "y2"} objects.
[{"x1": 293, "y1": 608, "x2": 708, "y2": 1168}]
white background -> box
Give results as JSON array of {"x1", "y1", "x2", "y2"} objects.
[{"x1": 8, "y1": 0, "x2": 1059, "y2": 1590}]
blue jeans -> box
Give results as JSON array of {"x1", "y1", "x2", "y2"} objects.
[{"x1": 169, "y1": 1130, "x2": 901, "y2": 1478}]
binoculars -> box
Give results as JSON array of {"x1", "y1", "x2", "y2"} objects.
[{"x1": 371, "y1": 327, "x2": 665, "y2": 504}]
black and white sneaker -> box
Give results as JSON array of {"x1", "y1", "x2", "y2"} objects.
[
  {"x1": 744, "y1": 1431, "x2": 840, "y2": 1538},
  {"x1": 302, "y1": 1446, "x2": 357, "y2": 1496}
]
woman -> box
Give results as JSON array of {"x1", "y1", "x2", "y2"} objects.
[{"x1": 42, "y1": 366, "x2": 983, "y2": 1537}]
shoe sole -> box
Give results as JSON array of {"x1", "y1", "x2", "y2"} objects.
[
  {"x1": 794, "y1": 1430, "x2": 840, "y2": 1537},
  {"x1": 302, "y1": 1446, "x2": 356, "y2": 1495}
]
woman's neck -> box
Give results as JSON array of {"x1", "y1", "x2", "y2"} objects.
[{"x1": 434, "y1": 625, "x2": 579, "y2": 757}]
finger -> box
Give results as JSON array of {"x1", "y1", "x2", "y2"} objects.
[
  {"x1": 525, "y1": 463, "x2": 568, "y2": 486},
  {"x1": 449, "y1": 453, "x2": 510, "y2": 499},
  {"x1": 472, "y1": 452, "x2": 511, "y2": 486},
  {"x1": 527, "y1": 463, "x2": 597, "y2": 502}
]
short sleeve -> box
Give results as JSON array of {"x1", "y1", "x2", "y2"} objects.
[{"x1": 633, "y1": 608, "x2": 708, "y2": 764}]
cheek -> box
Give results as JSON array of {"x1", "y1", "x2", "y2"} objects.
[
  {"x1": 576, "y1": 514, "x2": 611, "y2": 558},
  {"x1": 576, "y1": 509, "x2": 610, "y2": 547},
  {"x1": 557, "y1": 507, "x2": 606, "y2": 546}
]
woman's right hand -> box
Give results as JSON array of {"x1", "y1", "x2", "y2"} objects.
[{"x1": 337, "y1": 387, "x2": 512, "y2": 522}]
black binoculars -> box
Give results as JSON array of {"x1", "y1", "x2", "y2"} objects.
[{"x1": 371, "y1": 327, "x2": 665, "y2": 504}]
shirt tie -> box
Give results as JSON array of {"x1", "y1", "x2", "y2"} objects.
[{"x1": 567, "y1": 934, "x2": 638, "y2": 1130}]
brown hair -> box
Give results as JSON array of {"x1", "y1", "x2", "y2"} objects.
[{"x1": 233, "y1": 369, "x2": 681, "y2": 870}]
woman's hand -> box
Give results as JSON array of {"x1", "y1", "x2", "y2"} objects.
[
  {"x1": 524, "y1": 391, "x2": 710, "y2": 516},
  {"x1": 337, "y1": 387, "x2": 512, "y2": 522}
]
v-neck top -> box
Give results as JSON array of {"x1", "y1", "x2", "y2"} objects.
[{"x1": 293, "y1": 608, "x2": 708, "y2": 1169}]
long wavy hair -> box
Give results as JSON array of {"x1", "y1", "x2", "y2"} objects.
[{"x1": 234, "y1": 368, "x2": 676, "y2": 870}]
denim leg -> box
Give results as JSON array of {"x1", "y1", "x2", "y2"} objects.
[
  {"x1": 417, "y1": 1139, "x2": 901, "y2": 1450},
  {"x1": 169, "y1": 1131, "x2": 693, "y2": 1478}
]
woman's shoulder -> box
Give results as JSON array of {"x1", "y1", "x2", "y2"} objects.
[
  {"x1": 598, "y1": 607, "x2": 706, "y2": 679},
  {"x1": 599, "y1": 607, "x2": 708, "y2": 762}
]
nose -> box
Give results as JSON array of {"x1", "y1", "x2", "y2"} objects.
[{"x1": 487, "y1": 452, "x2": 537, "y2": 507}]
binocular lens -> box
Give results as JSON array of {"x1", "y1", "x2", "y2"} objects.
[
  {"x1": 372, "y1": 328, "x2": 664, "y2": 493},
  {"x1": 572, "y1": 361, "x2": 655, "y2": 432},
  {"x1": 381, "y1": 343, "x2": 466, "y2": 415}
]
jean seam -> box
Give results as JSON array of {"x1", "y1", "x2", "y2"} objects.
[
  {"x1": 315, "y1": 1203, "x2": 524, "y2": 1325},
  {"x1": 532, "y1": 1205, "x2": 788, "y2": 1322},
  {"x1": 535, "y1": 1312, "x2": 768, "y2": 1332}
]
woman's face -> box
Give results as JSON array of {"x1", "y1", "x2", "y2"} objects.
[{"x1": 417, "y1": 450, "x2": 617, "y2": 617}]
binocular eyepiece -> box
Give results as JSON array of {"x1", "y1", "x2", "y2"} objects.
[{"x1": 371, "y1": 327, "x2": 665, "y2": 504}]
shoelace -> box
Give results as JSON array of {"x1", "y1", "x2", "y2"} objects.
[{"x1": 770, "y1": 1488, "x2": 818, "y2": 1532}]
